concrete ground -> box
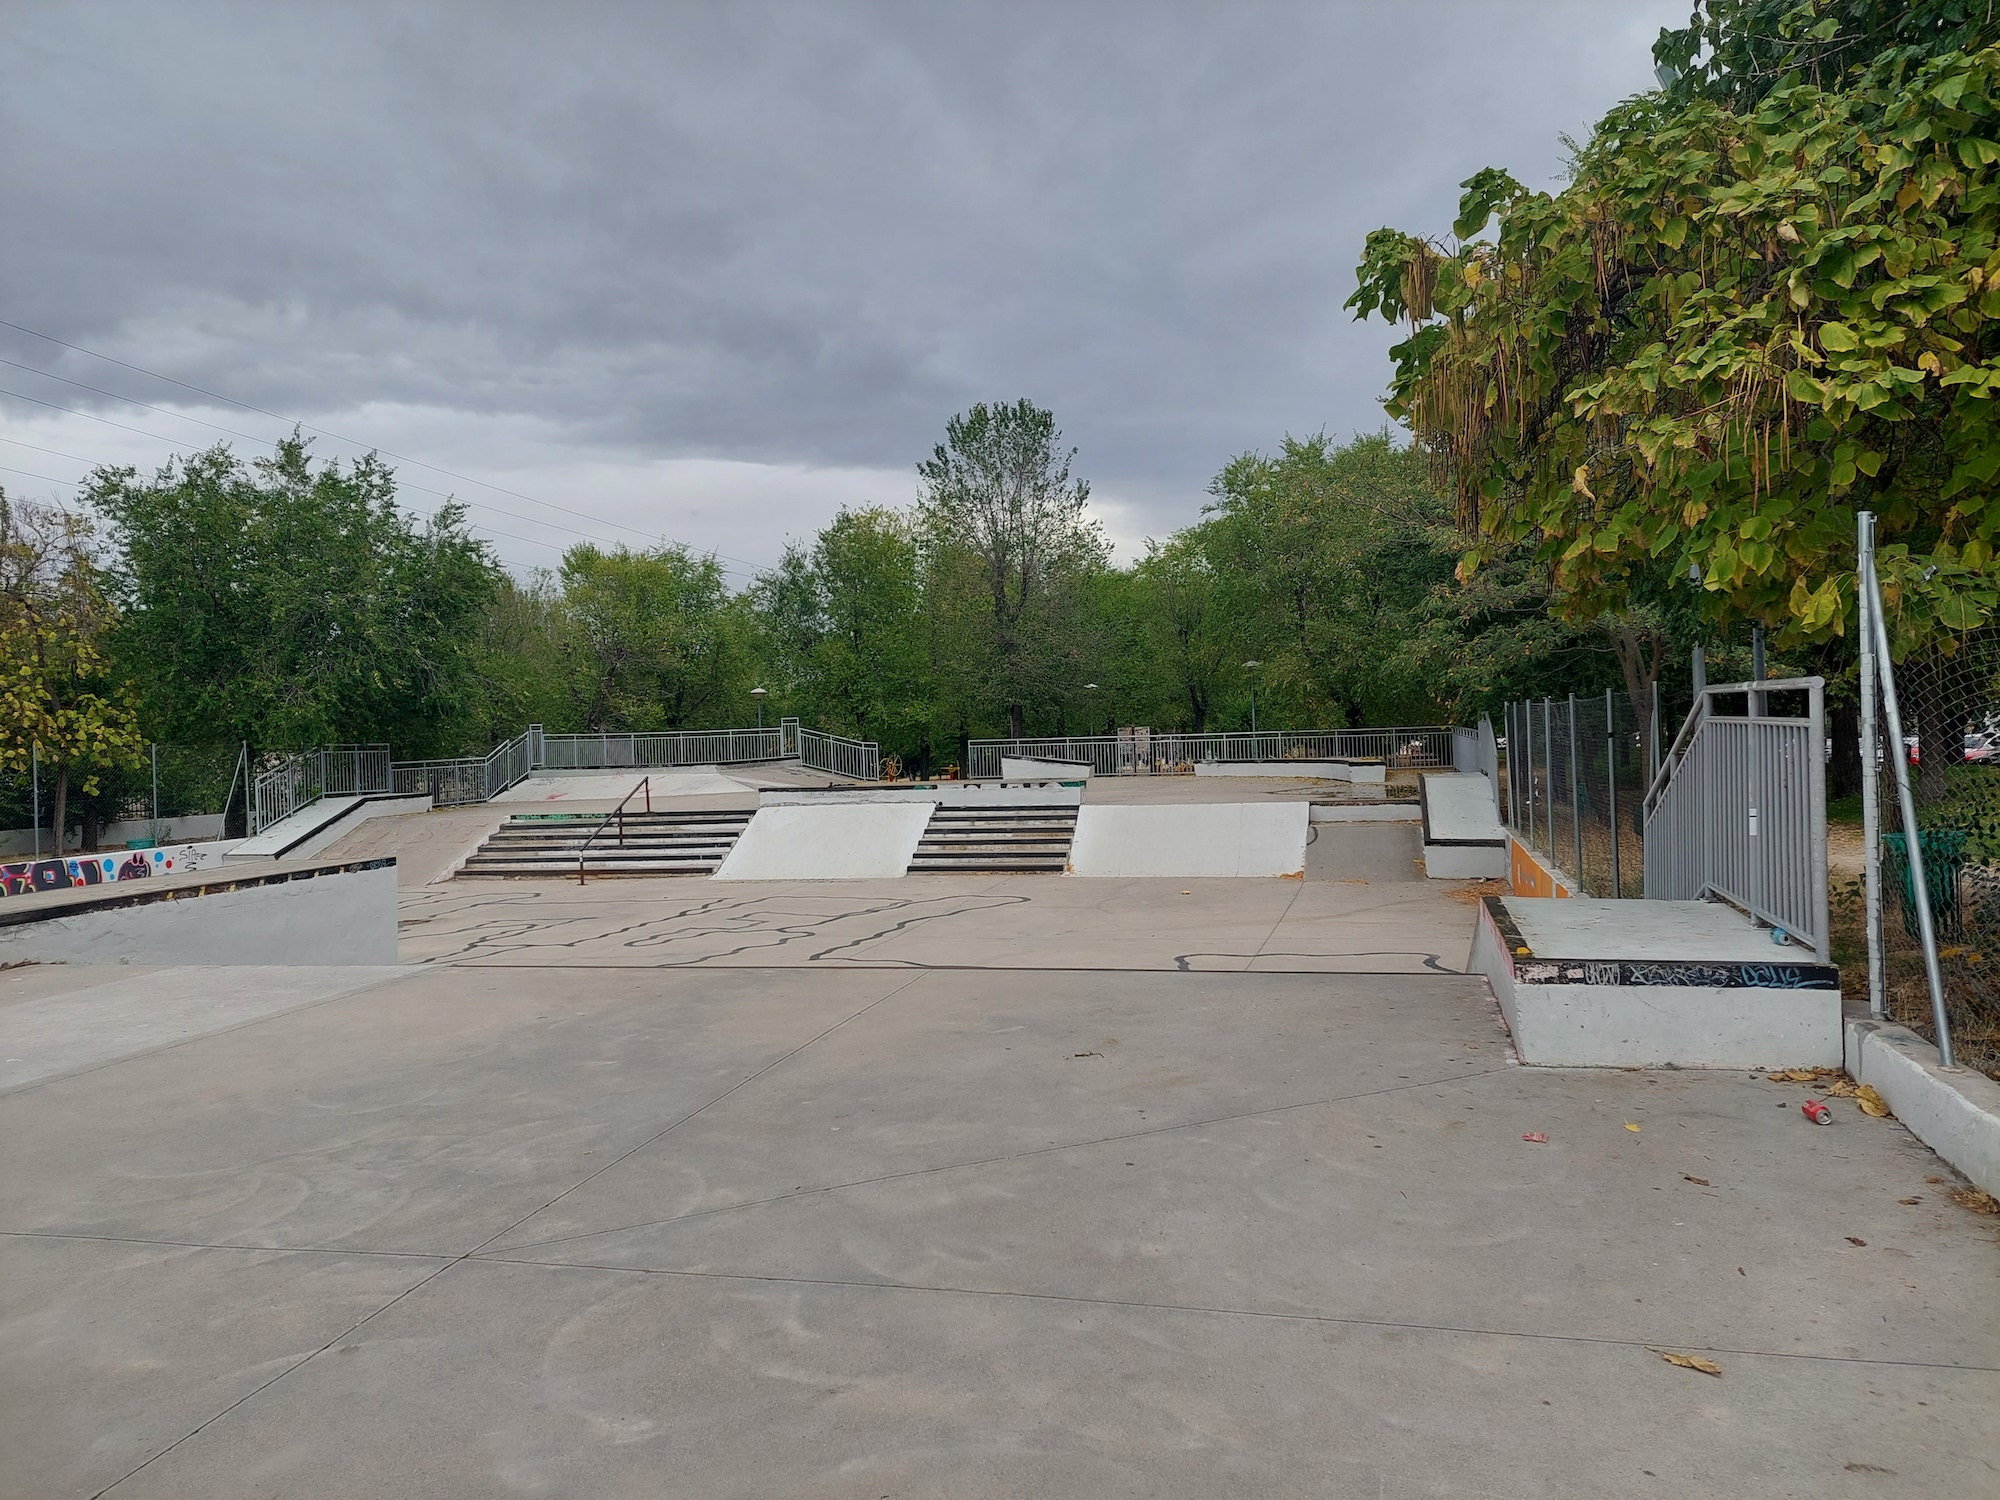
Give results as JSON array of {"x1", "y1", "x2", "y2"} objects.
[{"x1": 3, "y1": 808, "x2": 1996, "y2": 1497}]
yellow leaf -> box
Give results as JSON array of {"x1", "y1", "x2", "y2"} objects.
[
  {"x1": 1857, "y1": 1085, "x2": 1892, "y2": 1119},
  {"x1": 1654, "y1": 1350, "x2": 1723, "y2": 1376},
  {"x1": 1623, "y1": 1122, "x2": 1642, "y2": 1133},
  {"x1": 1573, "y1": 465, "x2": 1595, "y2": 500}
]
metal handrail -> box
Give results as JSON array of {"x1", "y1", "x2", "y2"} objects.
[
  {"x1": 575, "y1": 776, "x2": 652, "y2": 885},
  {"x1": 967, "y1": 727, "x2": 1456, "y2": 778}
]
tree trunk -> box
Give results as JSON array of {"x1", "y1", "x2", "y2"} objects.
[
  {"x1": 82, "y1": 808, "x2": 102, "y2": 853},
  {"x1": 51, "y1": 766, "x2": 69, "y2": 856},
  {"x1": 1827, "y1": 698, "x2": 1862, "y2": 803},
  {"x1": 1008, "y1": 701, "x2": 1025, "y2": 739}
]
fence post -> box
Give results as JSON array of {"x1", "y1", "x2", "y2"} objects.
[
  {"x1": 1858, "y1": 513, "x2": 1886, "y2": 1017},
  {"x1": 1568, "y1": 694, "x2": 1582, "y2": 886},
  {"x1": 1865, "y1": 544, "x2": 1955, "y2": 1066},
  {"x1": 1524, "y1": 702, "x2": 1535, "y2": 846},
  {"x1": 31, "y1": 742, "x2": 40, "y2": 859},
  {"x1": 1606, "y1": 688, "x2": 1621, "y2": 898}
]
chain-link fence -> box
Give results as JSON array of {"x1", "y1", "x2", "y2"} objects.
[
  {"x1": 1863, "y1": 623, "x2": 2000, "y2": 1076},
  {"x1": 1501, "y1": 691, "x2": 1657, "y2": 899},
  {"x1": 3, "y1": 742, "x2": 246, "y2": 853}
]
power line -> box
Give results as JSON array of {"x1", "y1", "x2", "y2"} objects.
[
  {"x1": 0, "y1": 317, "x2": 770, "y2": 577},
  {"x1": 0, "y1": 462, "x2": 80, "y2": 487}
]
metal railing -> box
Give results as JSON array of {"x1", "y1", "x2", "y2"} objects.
[
  {"x1": 966, "y1": 727, "x2": 1456, "y2": 778},
  {"x1": 536, "y1": 726, "x2": 788, "y2": 770},
  {"x1": 797, "y1": 727, "x2": 881, "y2": 781},
  {"x1": 576, "y1": 776, "x2": 651, "y2": 885},
  {"x1": 1642, "y1": 677, "x2": 1828, "y2": 959},
  {"x1": 1503, "y1": 691, "x2": 1656, "y2": 899},
  {"x1": 249, "y1": 745, "x2": 391, "y2": 835},
  {"x1": 391, "y1": 730, "x2": 536, "y2": 808}
]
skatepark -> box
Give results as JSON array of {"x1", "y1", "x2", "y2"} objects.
[{"x1": 3, "y1": 747, "x2": 1996, "y2": 1500}]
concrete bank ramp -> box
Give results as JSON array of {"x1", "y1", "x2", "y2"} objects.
[
  {"x1": 1419, "y1": 772, "x2": 1508, "y2": 878},
  {"x1": 1068, "y1": 802, "x2": 1307, "y2": 878},
  {"x1": 713, "y1": 803, "x2": 933, "y2": 880}
]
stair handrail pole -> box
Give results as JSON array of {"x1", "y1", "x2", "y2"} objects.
[
  {"x1": 576, "y1": 775, "x2": 650, "y2": 886},
  {"x1": 1858, "y1": 512, "x2": 1886, "y2": 1017}
]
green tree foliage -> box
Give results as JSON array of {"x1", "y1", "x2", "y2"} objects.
[
  {"x1": 87, "y1": 437, "x2": 502, "y2": 755},
  {"x1": 0, "y1": 491, "x2": 145, "y2": 847},
  {"x1": 553, "y1": 544, "x2": 756, "y2": 732},
  {"x1": 917, "y1": 401, "x2": 1109, "y2": 739},
  {"x1": 1348, "y1": 2, "x2": 2000, "y2": 661}
]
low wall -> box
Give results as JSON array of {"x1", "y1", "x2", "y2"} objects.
[
  {"x1": 2, "y1": 840, "x2": 237, "y2": 898},
  {"x1": 714, "y1": 803, "x2": 933, "y2": 880},
  {"x1": 1845, "y1": 1018, "x2": 2000, "y2": 1197},
  {"x1": 1192, "y1": 760, "x2": 1386, "y2": 786},
  {"x1": 0, "y1": 859, "x2": 399, "y2": 966},
  {"x1": 1069, "y1": 803, "x2": 1308, "y2": 878},
  {"x1": 1001, "y1": 757, "x2": 1094, "y2": 781}
]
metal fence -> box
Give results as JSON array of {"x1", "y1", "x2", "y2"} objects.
[
  {"x1": 797, "y1": 727, "x2": 881, "y2": 781},
  {"x1": 1642, "y1": 677, "x2": 1828, "y2": 959},
  {"x1": 391, "y1": 730, "x2": 537, "y2": 807},
  {"x1": 966, "y1": 727, "x2": 1456, "y2": 778},
  {"x1": 1502, "y1": 691, "x2": 1658, "y2": 901},
  {"x1": 536, "y1": 726, "x2": 791, "y2": 771},
  {"x1": 249, "y1": 745, "x2": 391, "y2": 835}
]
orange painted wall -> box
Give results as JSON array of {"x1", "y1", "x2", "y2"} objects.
[{"x1": 1508, "y1": 836, "x2": 1571, "y2": 898}]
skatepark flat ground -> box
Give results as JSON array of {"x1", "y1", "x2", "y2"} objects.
[{"x1": 4, "y1": 847, "x2": 1996, "y2": 1494}]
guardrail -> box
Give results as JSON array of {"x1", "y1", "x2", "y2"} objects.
[
  {"x1": 797, "y1": 727, "x2": 881, "y2": 781},
  {"x1": 249, "y1": 745, "x2": 391, "y2": 835},
  {"x1": 391, "y1": 730, "x2": 536, "y2": 808},
  {"x1": 537, "y1": 727, "x2": 788, "y2": 770},
  {"x1": 966, "y1": 728, "x2": 1456, "y2": 778},
  {"x1": 1642, "y1": 677, "x2": 1827, "y2": 959}
]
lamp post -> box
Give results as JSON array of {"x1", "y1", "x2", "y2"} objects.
[
  {"x1": 750, "y1": 686, "x2": 767, "y2": 728},
  {"x1": 1243, "y1": 661, "x2": 1262, "y2": 736}
]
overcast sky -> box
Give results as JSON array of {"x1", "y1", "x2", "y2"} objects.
[{"x1": 2, "y1": 1, "x2": 1679, "y2": 580}]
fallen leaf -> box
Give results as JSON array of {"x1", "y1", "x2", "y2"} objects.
[
  {"x1": 1898, "y1": 1197, "x2": 1921, "y2": 1205},
  {"x1": 1653, "y1": 1349, "x2": 1722, "y2": 1376},
  {"x1": 1949, "y1": 1186, "x2": 2000, "y2": 1215},
  {"x1": 1682, "y1": 1174, "x2": 1710, "y2": 1186},
  {"x1": 1768, "y1": 1069, "x2": 1817, "y2": 1083},
  {"x1": 1845, "y1": 1236, "x2": 1867, "y2": 1246},
  {"x1": 1856, "y1": 1085, "x2": 1892, "y2": 1119},
  {"x1": 1522, "y1": 1132, "x2": 1548, "y2": 1143},
  {"x1": 1926, "y1": 1175, "x2": 1947, "y2": 1184},
  {"x1": 1623, "y1": 1122, "x2": 1642, "y2": 1133},
  {"x1": 1737, "y1": 1266, "x2": 1745, "y2": 1275},
  {"x1": 1823, "y1": 1078, "x2": 1859, "y2": 1097}
]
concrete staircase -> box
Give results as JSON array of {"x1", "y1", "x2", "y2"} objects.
[
  {"x1": 907, "y1": 804, "x2": 1078, "y2": 875},
  {"x1": 458, "y1": 810, "x2": 753, "y2": 878}
]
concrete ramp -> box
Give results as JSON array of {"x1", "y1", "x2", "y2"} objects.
[
  {"x1": 495, "y1": 768, "x2": 753, "y2": 802},
  {"x1": 1420, "y1": 772, "x2": 1507, "y2": 878},
  {"x1": 1068, "y1": 803, "x2": 1307, "y2": 878},
  {"x1": 713, "y1": 803, "x2": 932, "y2": 880}
]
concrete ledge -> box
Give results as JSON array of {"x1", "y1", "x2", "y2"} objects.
[
  {"x1": 1845, "y1": 1017, "x2": 2000, "y2": 1196},
  {"x1": 1471, "y1": 896, "x2": 1842, "y2": 1068},
  {"x1": 226, "y1": 792, "x2": 434, "y2": 862},
  {"x1": 1001, "y1": 757, "x2": 1094, "y2": 781},
  {"x1": 1193, "y1": 760, "x2": 1386, "y2": 786},
  {"x1": 761, "y1": 781, "x2": 1083, "y2": 809},
  {"x1": 1424, "y1": 843, "x2": 1509, "y2": 878},
  {"x1": 1310, "y1": 803, "x2": 1419, "y2": 823},
  {"x1": 1070, "y1": 802, "x2": 1307, "y2": 878},
  {"x1": 0, "y1": 859, "x2": 399, "y2": 966}
]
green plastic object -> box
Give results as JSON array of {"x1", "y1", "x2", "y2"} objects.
[
  {"x1": 124, "y1": 838, "x2": 159, "y2": 850},
  {"x1": 1881, "y1": 828, "x2": 1968, "y2": 941}
]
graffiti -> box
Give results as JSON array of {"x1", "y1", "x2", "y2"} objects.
[{"x1": 0, "y1": 844, "x2": 199, "y2": 898}]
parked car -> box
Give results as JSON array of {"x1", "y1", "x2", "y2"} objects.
[{"x1": 1966, "y1": 733, "x2": 1995, "y2": 764}]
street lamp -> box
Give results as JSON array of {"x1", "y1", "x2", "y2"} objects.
[
  {"x1": 750, "y1": 686, "x2": 767, "y2": 728},
  {"x1": 1243, "y1": 661, "x2": 1262, "y2": 736}
]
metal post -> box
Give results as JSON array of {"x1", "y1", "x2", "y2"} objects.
[
  {"x1": 1807, "y1": 676, "x2": 1830, "y2": 964},
  {"x1": 1649, "y1": 679, "x2": 1661, "y2": 789},
  {"x1": 1866, "y1": 551, "x2": 1955, "y2": 1066},
  {"x1": 1568, "y1": 694, "x2": 1582, "y2": 886},
  {"x1": 31, "y1": 743, "x2": 40, "y2": 859},
  {"x1": 151, "y1": 742, "x2": 160, "y2": 833},
  {"x1": 1751, "y1": 625, "x2": 1767, "y2": 718},
  {"x1": 1692, "y1": 644, "x2": 1707, "y2": 696},
  {"x1": 1525, "y1": 700, "x2": 1536, "y2": 846},
  {"x1": 1606, "y1": 688, "x2": 1621, "y2": 898},
  {"x1": 1858, "y1": 514, "x2": 1885, "y2": 1017}
]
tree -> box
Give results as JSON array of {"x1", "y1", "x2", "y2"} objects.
[
  {"x1": 1130, "y1": 534, "x2": 1231, "y2": 731},
  {"x1": 0, "y1": 491, "x2": 145, "y2": 849},
  {"x1": 1347, "y1": 3, "x2": 2000, "y2": 667},
  {"x1": 556, "y1": 543, "x2": 753, "y2": 731},
  {"x1": 917, "y1": 401, "x2": 1109, "y2": 739},
  {"x1": 88, "y1": 437, "x2": 502, "y2": 756}
]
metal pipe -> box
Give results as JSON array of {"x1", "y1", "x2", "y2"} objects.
[
  {"x1": 31, "y1": 743, "x2": 40, "y2": 859},
  {"x1": 1807, "y1": 676, "x2": 1829, "y2": 962},
  {"x1": 1569, "y1": 694, "x2": 1582, "y2": 887},
  {"x1": 1858, "y1": 513, "x2": 1885, "y2": 1015},
  {"x1": 1606, "y1": 687, "x2": 1621, "y2": 897},
  {"x1": 1865, "y1": 555, "x2": 1955, "y2": 1067}
]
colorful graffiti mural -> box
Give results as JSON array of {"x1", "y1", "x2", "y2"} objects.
[{"x1": 0, "y1": 844, "x2": 209, "y2": 898}]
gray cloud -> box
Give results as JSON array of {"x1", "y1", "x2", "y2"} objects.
[{"x1": 2, "y1": 1, "x2": 1679, "y2": 557}]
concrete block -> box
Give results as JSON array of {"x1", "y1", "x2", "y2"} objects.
[
  {"x1": 1192, "y1": 760, "x2": 1385, "y2": 785},
  {"x1": 1000, "y1": 757, "x2": 1093, "y2": 780},
  {"x1": 0, "y1": 860, "x2": 399, "y2": 966},
  {"x1": 1470, "y1": 896, "x2": 1841, "y2": 1068},
  {"x1": 713, "y1": 803, "x2": 932, "y2": 880},
  {"x1": 1845, "y1": 1018, "x2": 2000, "y2": 1197},
  {"x1": 1069, "y1": 802, "x2": 1307, "y2": 878}
]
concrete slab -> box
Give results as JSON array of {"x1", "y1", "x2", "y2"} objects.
[
  {"x1": 1001, "y1": 755, "x2": 1094, "y2": 779},
  {"x1": 494, "y1": 768, "x2": 757, "y2": 803},
  {"x1": 226, "y1": 793, "x2": 433, "y2": 861},
  {"x1": 1420, "y1": 771, "x2": 1508, "y2": 878},
  {"x1": 1194, "y1": 759, "x2": 1386, "y2": 785},
  {"x1": 1306, "y1": 820, "x2": 1425, "y2": 883},
  {"x1": 713, "y1": 803, "x2": 932, "y2": 880},
  {"x1": 1069, "y1": 802, "x2": 1308, "y2": 878},
  {"x1": 1502, "y1": 896, "x2": 1805, "y2": 962},
  {"x1": 4, "y1": 958, "x2": 1992, "y2": 1498}
]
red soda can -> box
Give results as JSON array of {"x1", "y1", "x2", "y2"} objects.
[{"x1": 1802, "y1": 1099, "x2": 1833, "y2": 1125}]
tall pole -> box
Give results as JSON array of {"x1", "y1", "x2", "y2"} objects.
[
  {"x1": 1859, "y1": 513, "x2": 1885, "y2": 1018},
  {"x1": 1751, "y1": 625, "x2": 1767, "y2": 718},
  {"x1": 1606, "y1": 687, "x2": 1621, "y2": 898},
  {"x1": 31, "y1": 743, "x2": 40, "y2": 860},
  {"x1": 1568, "y1": 693, "x2": 1583, "y2": 886},
  {"x1": 151, "y1": 742, "x2": 160, "y2": 833},
  {"x1": 1866, "y1": 543, "x2": 1954, "y2": 1066}
]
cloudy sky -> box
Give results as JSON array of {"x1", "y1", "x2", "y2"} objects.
[{"x1": 2, "y1": 1, "x2": 1678, "y2": 581}]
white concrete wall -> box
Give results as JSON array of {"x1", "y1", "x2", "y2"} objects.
[
  {"x1": 1423, "y1": 843, "x2": 1509, "y2": 879},
  {"x1": 1192, "y1": 760, "x2": 1386, "y2": 785},
  {"x1": 1000, "y1": 757, "x2": 1094, "y2": 781},
  {"x1": 1470, "y1": 902, "x2": 1842, "y2": 1068},
  {"x1": 1846, "y1": 1018, "x2": 2000, "y2": 1196},
  {"x1": 1069, "y1": 802, "x2": 1307, "y2": 878},
  {"x1": 713, "y1": 803, "x2": 933, "y2": 880},
  {"x1": 0, "y1": 864, "x2": 399, "y2": 966}
]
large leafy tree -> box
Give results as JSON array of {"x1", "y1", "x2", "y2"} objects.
[
  {"x1": 918, "y1": 401, "x2": 1108, "y2": 739},
  {"x1": 88, "y1": 437, "x2": 502, "y2": 756},
  {"x1": 1347, "y1": 1, "x2": 2000, "y2": 667},
  {"x1": 0, "y1": 491, "x2": 145, "y2": 848}
]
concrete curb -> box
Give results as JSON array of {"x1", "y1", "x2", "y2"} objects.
[{"x1": 1844, "y1": 1017, "x2": 2000, "y2": 1196}]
